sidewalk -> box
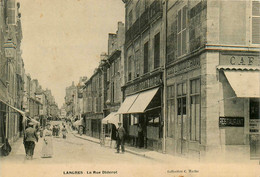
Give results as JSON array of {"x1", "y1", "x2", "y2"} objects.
[{"x1": 69, "y1": 128, "x2": 191, "y2": 164}]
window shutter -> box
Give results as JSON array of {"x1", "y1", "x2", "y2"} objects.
[
  {"x1": 252, "y1": 1, "x2": 260, "y2": 16},
  {"x1": 252, "y1": 17, "x2": 260, "y2": 44},
  {"x1": 252, "y1": 1, "x2": 260, "y2": 44},
  {"x1": 7, "y1": 0, "x2": 16, "y2": 25}
]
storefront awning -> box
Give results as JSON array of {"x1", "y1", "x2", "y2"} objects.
[
  {"x1": 117, "y1": 94, "x2": 139, "y2": 114},
  {"x1": 127, "y1": 87, "x2": 159, "y2": 113},
  {"x1": 102, "y1": 112, "x2": 120, "y2": 127},
  {"x1": 224, "y1": 70, "x2": 260, "y2": 98},
  {"x1": 0, "y1": 98, "x2": 25, "y2": 115}
]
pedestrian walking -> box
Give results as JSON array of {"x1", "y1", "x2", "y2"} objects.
[
  {"x1": 61, "y1": 125, "x2": 68, "y2": 139},
  {"x1": 24, "y1": 122, "x2": 38, "y2": 160},
  {"x1": 41, "y1": 123, "x2": 53, "y2": 158},
  {"x1": 116, "y1": 122, "x2": 126, "y2": 153}
]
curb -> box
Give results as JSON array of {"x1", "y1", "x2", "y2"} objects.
[
  {"x1": 69, "y1": 129, "x2": 100, "y2": 144},
  {"x1": 69, "y1": 129, "x2": 156, "y2": 160}
]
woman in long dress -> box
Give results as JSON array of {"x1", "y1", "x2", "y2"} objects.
[{"x1": 41, "y1": 123, "x2": 53, "y2": 158}]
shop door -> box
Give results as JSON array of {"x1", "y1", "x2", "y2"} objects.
[
  {"x1": 177, "y1": 97, "x2": 187, "y2": 154},
  {"x1": 249, "y1": 98, "x2": 260, "y2": 160}
]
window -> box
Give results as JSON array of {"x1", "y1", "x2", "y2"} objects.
[
  {"x1": 144, "y1": 41, "x2": 149, "y2": 74},
  {"x1": 111, "y1": 82, "x2": 115, "y2": 103},
  {"x1": 167, "y1": 85, "x2": 175, "y2": 138},
  {"x1": 144, "y1": 0, "x2": 149, "y2": 10},
  {"x1": 135, "y1": 50, "x2": 140, "y2": 78},
  {"x1": 252, "y1": 1, "x2": 260, "y2": 44},
  {"x1": 128, "y1": 56, "x2": 132, "y2": 81},
  {"x1": 177, "y1": 83, "x2": 187, "y2": 115},
  {"x1": 111, "y1": 63, "x2": 114, "y2": 76},
  {"x1": 128, "y1": 10, "x2": 133, "y2": 29},
  {"x1": 190, "y1": 79, "x2": 200, "y2": 141},
  {"x1": 177, "y1": 6, "x2": 187, "y2": 57},
  {"x1": 154, "y1": 33, "x2": 160, "y2": 69},
  {"x1": 136, "y1": 0, "x2": 140, "y2": 19}
]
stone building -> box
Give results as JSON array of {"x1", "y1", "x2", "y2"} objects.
[
  {"x1": 0, "y1": 0, "x2": 25, "y2": 145},
  {"x1": 165, "y1": 0, "x2": 260, "y2": 161},
  {"x1": 83, "y1": 63, "x2": 104, "y2": 139},
  {"x1": 65, "y1": 82, "x2": 77, "y2": 119},
  {"x1": 119, "y1": 0, "x2": 165, "y2": 151},
  {"x1": 101, "y1": 22, "x2": 125, "y2": 139}
]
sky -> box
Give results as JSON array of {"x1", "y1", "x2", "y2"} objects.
[{"x1": 20, "y1": 0, "x2": 125, "y2": 108}]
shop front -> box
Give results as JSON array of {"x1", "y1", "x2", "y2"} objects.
[
  {"x1": 119, "y1": 72, "x2": 163, "y2": 151},
  {"x1": 165, "y1": 51, "x2": 260, "y2": 161},
  {"x1": 165, "y1": 56, "x2": 202, "y2": 158},
  {"x1": 217, "y1": 52, "x2": 260, "y2": 160},
  {"x1": 83, "y1": 113, "x2": 102, "y2": 139}
]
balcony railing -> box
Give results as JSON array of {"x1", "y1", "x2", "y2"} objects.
[{"x1": 125, "y1": 0, "x2": 163, "y2": 45}]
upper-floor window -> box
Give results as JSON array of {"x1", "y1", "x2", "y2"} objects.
[
  {"x1": 154, "y1": 32, "x2": 160, "y2": 69},
  {"x1": 144, "y1": 41, "x2": 149, "y2": 74},
  {"x1": 128, "y1": 56, "x2": 132, "y2": 81},
  {"x1": 177, "y1": 6, "x2": 187, "y2": 57},
  {"x1": 128, "y1": 10, "x2": 133, "y2": 29},
  {"x1": 252, "y1": 1, "x2": 260, "y2": 44},
  {"x1": 135, "y1": 50, "x2": 140, "y2": 78},
  {"x1": 136, "y1": 0, "x2": 140, "y2": 19}
]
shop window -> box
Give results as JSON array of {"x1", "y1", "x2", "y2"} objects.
[
  {"x1": 177, "y1": 83, "x2": 187, "y2": 115},
  {"x1": 144, "y1": 41, "x2": 149, "y2": 74},
  {"x1": 190, "y1": 79, "x2": 201, "y2": 142},
  {"x1": 154, "y1": 32, "x2": 160, "y2": 69},
  {"x1": 167, "y1": 85, "x2": 175, "y2": 138},
  {"x1": 250, "y1": 98, "x2": 259, "y2": 119},
  {"x1": 177, "y1": 6, "x2": 187, "y2": 57},
  {"x1": 252, "y1": 1, "x2": 260, "y2": 44}
]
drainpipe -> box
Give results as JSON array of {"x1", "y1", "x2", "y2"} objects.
[{"x1": 162, "y1": 0, "x2": 168, "y2": 154}]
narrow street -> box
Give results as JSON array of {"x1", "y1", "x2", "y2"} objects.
[{"x1": 1, "y1": 122, "x2": 157, "y2": 165}]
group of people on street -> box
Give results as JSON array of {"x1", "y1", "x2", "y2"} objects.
[
  {"x1": 52, "y1": 125, "x2": 60, "y2": 137},
  {"x1": 23, "y1": 121, "x2": 68, "y2": 160}
]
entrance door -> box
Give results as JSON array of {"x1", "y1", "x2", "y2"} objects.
[
  {"x1": 176, "y1": 83, "x2": 187, "y2": 155},
  {"x1": 249, "y1": 98, "x2": 260, "y2": 160}
]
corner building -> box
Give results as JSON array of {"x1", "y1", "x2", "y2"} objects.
[{"x1": 165, "y1": 0, "x2": 260, "y2": 161}]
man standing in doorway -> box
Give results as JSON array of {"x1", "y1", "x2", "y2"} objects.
[
  {"x1": 24, "y1": 122, "x2": 38, "y2": 160},
  {"x1": 116, "y1": 122, "x2": 126, "y2": 154}
]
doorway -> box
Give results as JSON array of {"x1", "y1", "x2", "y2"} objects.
[{"x1": 249, "y1": 98, "x2": 260, "y2": 160}]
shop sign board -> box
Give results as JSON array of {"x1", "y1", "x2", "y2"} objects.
[
  {"x1": 167, "y1": 57, "x2": 200, "y2": 77},
  {"x1": 219, "y1": 117, "x2": 244, "y2": 127},
  {"x1": 220, "y1": 54, "x2": 260, "y2": 66},
  {"x1": 125, "y1": 74, "x2": 161, "y2": 95}
]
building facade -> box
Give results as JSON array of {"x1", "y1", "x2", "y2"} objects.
[
  {"x1": 0, "y1": 0, "x2": 24, "y2": 146},
  {"x1": 165, "y1": 0, "x2": 260, "y2": 161},
  {"x1": 83, "y1": 66, "x2": 104, "y2": 138},
  {"x1": 120, "y1": 0, "x2": 165, "y2": 151}
]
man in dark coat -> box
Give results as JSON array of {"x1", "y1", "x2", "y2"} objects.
[
  {"x1": 116, "y1": 122, "x2": 126, "y2": 153},
  {"x1": 24, "y1": 122, "x2": 38, "y2": 160}
]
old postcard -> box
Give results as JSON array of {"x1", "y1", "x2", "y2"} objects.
[{"x1": 0, "y1": 0, "x2": 259, "y2": 177}]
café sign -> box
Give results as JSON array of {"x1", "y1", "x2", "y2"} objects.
[
  {"x1": 220, "y1": 54, "x2": 260, "y2": 66},
  {"x1": 219, "y1": 117, "x2": 244, "y2": 127}
]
